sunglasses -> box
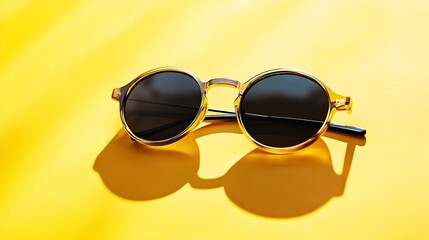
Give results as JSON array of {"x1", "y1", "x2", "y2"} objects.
[{"x1": 112, "y1": 67, "x2": 366, "y2": 153}]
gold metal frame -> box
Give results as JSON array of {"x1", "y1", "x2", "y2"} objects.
[{"x1": 112, "y1": 67, "x2": 352, "y2": 154}]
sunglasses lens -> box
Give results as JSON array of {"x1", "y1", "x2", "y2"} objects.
[
  {"x1": 124, "y1": 71, "x2": 202, "y2": 142},
  {"x1": 239, "y1": 73, "x2": 330, "y2": 148}
]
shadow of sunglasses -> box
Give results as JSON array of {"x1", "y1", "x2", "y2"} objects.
[{"x1": 94, "y1": 121, "x2": 365, "y2": 218}]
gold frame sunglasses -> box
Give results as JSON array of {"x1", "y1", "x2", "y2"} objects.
[{"x1": 112, "y1": 67, "x2": 366, "y2": 154}]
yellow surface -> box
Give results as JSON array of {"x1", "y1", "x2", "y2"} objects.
[{"x1": 1, "y1": 1, "x2": 428, "y2": 239}]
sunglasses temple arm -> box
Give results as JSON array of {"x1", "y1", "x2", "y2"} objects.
[
  {"x1": 327, "y1": 123, "x2": 366, "y2": 136},
  {"x1": 204, "y1": 113, "x2": 236, "y2": 120}
]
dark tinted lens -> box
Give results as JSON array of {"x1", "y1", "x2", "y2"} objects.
[
  {"x1": 124, "y1": 71, "x2": 202, "y2": 141},
  {"x1": 239, "y1": 73, "x2": 329, "y2": 148}
]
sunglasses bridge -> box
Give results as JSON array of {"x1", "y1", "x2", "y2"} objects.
[{"x1": 205, "y1": 78, "x2": 241, "y2": 92}]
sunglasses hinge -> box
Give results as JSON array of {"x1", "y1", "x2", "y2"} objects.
[
  {"x1": 334, "y1": 96, "x2": 352, "y2": 112},
  {"x1": 111, "y1": 88, "x2": 121, "y2": 101}
]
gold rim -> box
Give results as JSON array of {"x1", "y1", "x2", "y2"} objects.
[
  {"x1": 120, "y1": 67, "x2": 208, "y2": 146},
  {"x1": 235, "y1": 68, "x2": 343, "y2": 154}
]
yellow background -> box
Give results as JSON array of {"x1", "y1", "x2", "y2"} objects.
[{"x1": 1, "y1": 0, "x2": 428, "y2": 239}]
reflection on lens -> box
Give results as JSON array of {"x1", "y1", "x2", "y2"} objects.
[
  {"x1": 239, "y1": 73, "x2": 330, "y2": 148},
  {"x1": 124, "y1": 71, "x2": 202, "y2": 141}
]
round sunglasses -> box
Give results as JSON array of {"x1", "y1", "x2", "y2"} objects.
[{"x1": 112, "y1": 67, "x2": 366, "y2": 153}]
